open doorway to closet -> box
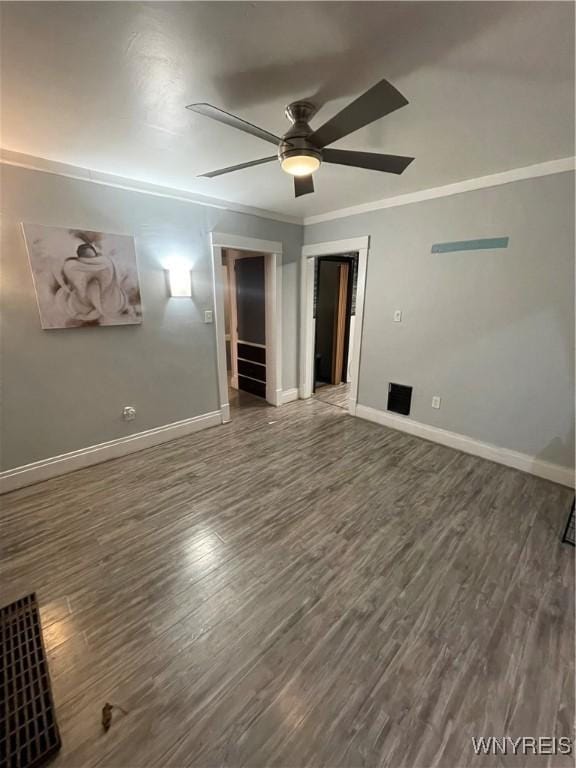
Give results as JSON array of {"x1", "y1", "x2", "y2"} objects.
[
  {"x1": 211, "y1": 232, "x2": 283, "y2": 423},
  {"x1": 222, "y1": 249, "x2": 268, "y2": 410},
  {"x1": 300, "y1": 236, "x2": 369, "y2": 415},
  {"x1": 313, "y1": 254, "x2": 358, "y2": 410}
]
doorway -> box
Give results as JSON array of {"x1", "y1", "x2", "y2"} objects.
[
  {"x1": 222, "y1": 249, "x2": 268, "y2": 410},
  {"x1": 314, "y1": 255, "x2": 357, "y2": 409},
  {"x1": 210, "y1": 233, "x2": 283, "y2": 423},
  {"x1": 300, "y1": 236, "x2": 370, "y2": 415}
]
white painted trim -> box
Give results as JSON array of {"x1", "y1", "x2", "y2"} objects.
[
  {"x1": 220, "y1": 404, "x2": 231, "y2": 424},
  {"x1": 227, "y1": 252, "x2": 239, "y2": 391},
  {"x1": 355, "y1": 404, "x2": 575, "y2": 488},
  {"x1": 210, "y1": 233, "x2": 283, "y2": 411},
  {"x1": 0, "y1": 411, "x2": 222, "y2": 494},
  {"x1": 300, "y1": 237, "x2": 370, "y2": 414},
  {"x1": 221, "y1": 261, "x2": 236, "y2": 392},
  {"x1": 265, "y1": 251, "x2": 283, "y2": 406},
  {"x1": 281, "y1": 388, "x2": 300, "y2": 404},
  {"x1": 211, "y1": 232, "x2": 283, "y2": 255},
  {"x1": 303, "y1": 157, "x2": 576, "y2": 225},
  {"x1": 0, "y1": 149, "x2": 300, "y2": 226},
  {"x1": 349, "y1": 247, "x2": 368, "y2": 411},
  {"x1": 300, "y1": 259, "x2": 315, "y2": 402},
  {"x1": 302, "y1": 236, "x2": 369, "y2": 258},
  {"x1": 5, "y1": 149, "x2": 573, "y2": 229},
  {"x1": 210, "y1": 242, "x2": 232, "y2": 420}
]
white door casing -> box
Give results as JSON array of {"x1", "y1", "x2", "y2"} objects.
[{"x1": 210, "y1": 233, "x2": 283, "y2": 418}]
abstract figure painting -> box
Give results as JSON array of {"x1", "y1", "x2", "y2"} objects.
[{"x1": 22, "y1": 224, "x2": 142, "y2": 329}]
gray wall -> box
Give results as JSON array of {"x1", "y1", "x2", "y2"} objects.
[
  {"x1": 305, "y1": 172, "x2": 575, "y2": 469},
  {"x1": 3, "y1": 164, "x2": 573, "y2": 474},
  {"x1": 0, "y1": 165, "x2": 302, "y2": 470}
]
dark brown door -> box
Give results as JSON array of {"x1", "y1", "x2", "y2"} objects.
[{"x1": 331, "y1": 263, "x2": 349, "y2": 385}]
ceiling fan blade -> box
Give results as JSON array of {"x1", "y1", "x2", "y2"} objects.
[
  {"x1": 323, "y1": 149, "x2": 414, "y2": 175},
  {"x1": 186, "y1": 103, "x2": 281, "y2": 146},
  {"x1": 294, "y1": 175, "x2": 314, "y2": 198},
  {"x1": 309, "y1": 79, "x2": 408, "y2": 148},
  {"x1": 199, "y1": 156, "x2": 277, "y2": 178}
]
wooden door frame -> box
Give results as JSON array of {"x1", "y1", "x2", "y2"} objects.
[
  {"x1": 300, "y1": 236, "x2": 369, "y2": 415},
  {"x1": 210, "y1": 233, "x2": 283, "y2": 421},
  {"x1": 331, "y1": 261, "x2": 350, "y2": 385}
]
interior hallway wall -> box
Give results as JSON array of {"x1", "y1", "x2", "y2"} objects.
[
  {"x1": 304, "y1": 171, "x2": 575, "y2": 470},
  {"x1": 0, "y1": 164, "x2": 302, "y2": 470}
]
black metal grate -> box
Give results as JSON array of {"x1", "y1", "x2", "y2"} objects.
[
  {"x1": 562, "y1": 499, "x2": 575, "y2": 546},
  {"x1": 387, "y1": 383, "x2": 413, "y2": 416},
  {"x1": 0, "y1": 593, "x2": 61, "y2": 768}
]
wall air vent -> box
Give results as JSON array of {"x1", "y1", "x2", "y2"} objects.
[{"x1": 387, "y1": 383, "x2": 412, "y2": 416}]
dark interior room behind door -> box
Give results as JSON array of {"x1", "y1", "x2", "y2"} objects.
[
  {"x1": 235, "y1": 255, "x2": 267, "y2": 398},
  {"x1": 315, "y1": 258, "x2": 351, "y2": 387}
]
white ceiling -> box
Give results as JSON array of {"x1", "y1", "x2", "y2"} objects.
[{"x1": 1, "y1": 2, "x2": 574, "y2": 219}]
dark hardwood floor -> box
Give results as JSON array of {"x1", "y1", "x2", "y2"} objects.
[{"x1": 1, "y1": 395, "x2": 574, "y2": 767}]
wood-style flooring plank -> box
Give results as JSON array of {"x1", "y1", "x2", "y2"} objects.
[{"x1": 1, "y1": 393, "x2": 573, "y2": 767}]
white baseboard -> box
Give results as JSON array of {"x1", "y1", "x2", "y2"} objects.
[
  {"x1": 355, "y1": 405, "x2": 575, "y2": 488},
  {"x1": 267, "y1": 387, "x2": 283, "y2": 407},
  {"x1": 0, "y1": 410, "x2": 222, "y2": 494},
  {"x1": 221, "y1": 403, "x2": 231, "y2": 423},
  {"x1": 281, "y1": 388, "x2": 300, "y2": 404}
]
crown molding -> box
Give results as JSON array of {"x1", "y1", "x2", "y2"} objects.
[
  {"x1": 2, "y1": 149, "x2": 573, "y2": 230},
  {"x1": 0, "y1": 148, "x2": 302, "y2": 226},
  {"x1": 303, "y1": 156, "x2": 576, "y2": 226}
]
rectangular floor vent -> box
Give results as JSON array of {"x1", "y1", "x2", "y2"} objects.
[
  {"x1": 387, "y1": 383, "x2": 412, "y2": 416},
  {"x1": 562, "y1": 499, "x2": 575, "y2": 546},
  {"x1": 1, "y1": 593, "x2": 61, "y2": 768}
]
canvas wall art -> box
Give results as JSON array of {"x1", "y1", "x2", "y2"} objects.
[{"x1": 22, "y1": 224, "x2": 142, "y2": 329}]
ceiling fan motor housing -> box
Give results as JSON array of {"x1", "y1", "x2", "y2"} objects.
[{"x1": 279, "y1": 101, "x2": 322, "y2": 165}]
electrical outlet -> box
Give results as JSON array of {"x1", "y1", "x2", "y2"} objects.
[
  {"x1": 122, "y1": 406, "x2": 136, "y2": 421},
  {"x1": 204, "y1": 310, "x2": 213, "y2": 324},
  {"x1": 393, "y1": 310, "x2": 402, "y2": 322},
  {"x1": 431, "y1": 396, "x2": 441, "y2": 410}
]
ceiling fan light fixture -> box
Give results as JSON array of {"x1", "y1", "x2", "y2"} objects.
[
  {"x1": 191, "y1": 80, "x2": 413, "y2": 197},
  {"x1": 281, "y1": 154, "x2": 321, "y2": 177}
]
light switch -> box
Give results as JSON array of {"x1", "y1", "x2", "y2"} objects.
[
  {"x1": 432, "y1": 396, "x2": 441, "y2": 409},
  {"x1": 204, "y1": 310, "x2": 213, "y2": 324},
  {"x1": 393, "y1": 310, "x2": 402, "y2": 322}
]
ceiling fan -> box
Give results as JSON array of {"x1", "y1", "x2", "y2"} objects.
[{"x1": 186, "y1": 78, "x2": 414, "y2": 198}]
